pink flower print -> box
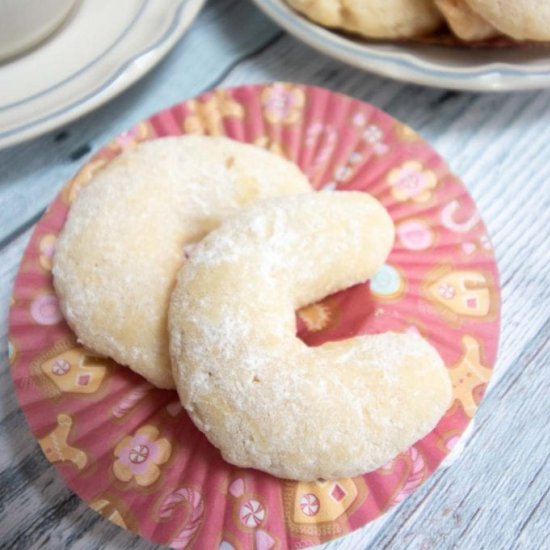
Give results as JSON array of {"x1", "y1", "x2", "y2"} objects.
[
  {"x1": 261, "y1": 84, "x2": 305, "y2": 125},
  {"x1": 439, "y1": 283, "x2": 456, "y2": 300},
  {"x1": 363, "y1": 124, "x2": 383, "y2": 144},
  {"x1": 113, "y1": 425, "x2": 171, "y2": 486},
  {"x1": 387, "y1": 160, "x2": 438, "y2": 203},
  {"x1": 361, "y1": 125, "x2": 389, "y2": 155}
]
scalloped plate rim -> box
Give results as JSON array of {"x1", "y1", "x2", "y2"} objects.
[
  {"x1": 0, "y1": 0, "x2": 206, "y2": 150},
  {"x1": 251, "y1": 0, "x2": 550, "y2": 92}
]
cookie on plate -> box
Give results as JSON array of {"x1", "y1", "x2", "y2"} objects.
[
  {"x1": 53, "y1": 136, "x2": 312, "y2": 389},
  {"x1": 285, "y1": 0, "x2": 443, "y2": 39},
  {"x1": 435, "y1": 0, "x2": 499, "y2": 41},
  {"x1": 464, "y1": 0, "x2": 550, "y2": 41}
]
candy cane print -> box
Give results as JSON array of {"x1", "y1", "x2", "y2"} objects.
[
  {"x1": 159, "y1": 487, "x2": 205, "y2": 549},
  {"x1": 392, "y1": 447, "x2": 426, "y2": 505},
  {"x1": 112, "y1": 382, "x2": 153, "y2": 418},
  {"x1": 304, "y1": 123, "x2": 337, "y2": 180}
]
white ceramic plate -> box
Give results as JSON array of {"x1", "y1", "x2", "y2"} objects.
[
  {"x1": 251, "y1": 0, "x2": 550, "y2": 92},
  {"x1": 0, "y1": 0, "x2": 206, "y2": 149}
]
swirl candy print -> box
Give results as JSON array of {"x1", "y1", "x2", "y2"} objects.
[
  {"x1": 157, "y1": 487, "x2": 205, "y2": 548},
  {"x1": 9, "y1": 84, "x2": 500, "y2": 548},
  {"x1": 283, "y1": 477, "x2": 367, "y2": 537}
]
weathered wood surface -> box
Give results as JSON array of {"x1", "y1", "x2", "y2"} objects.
[{"x1": 0, "y1": 1, "x2": 549, "y2": 548}]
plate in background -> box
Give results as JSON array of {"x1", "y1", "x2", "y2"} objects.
[
  {"x1": 0, "y1": 0, "x2": 206, "y2": 149},
  {"x1": 251, "y1": 0, "x2": 550, "y2": 92}
]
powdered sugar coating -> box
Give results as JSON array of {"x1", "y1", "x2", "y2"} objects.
[
  {"x1": 169, "y1": 192, "x2": 452, "y2": 480},
  {"x1": 52, "y1": 136, "x2": 312, "y2": 388}
]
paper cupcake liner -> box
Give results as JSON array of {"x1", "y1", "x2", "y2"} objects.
[{"x1": 9, "y1": 83, "x2": 501, "y2": 549}]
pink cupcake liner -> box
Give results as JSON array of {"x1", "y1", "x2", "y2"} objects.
[{"x1": 8, "y1": 83, "x2": 500, "y2": 549}]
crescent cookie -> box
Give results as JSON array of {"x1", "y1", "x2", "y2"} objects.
[
  {"x1": 285, "y1": 0, "x2": 443, "y2": 39},
  {"x1": 464, "y1": 0, "x2": 550, "y2": 41},
  {"x1": 170, "y1": 192, "x2": 452, "y2": 480},
  {"x1": 435, "y1": 0, "x2": 499, "y2": 41},
  {"x1": 53, "y1": 136, "x2": 312, "y2": 389}
]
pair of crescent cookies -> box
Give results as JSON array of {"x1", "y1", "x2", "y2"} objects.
[
  {"x1": 53, "y1": 136, "x2": 452, "y2": 481},
  {"x1": 285, "y1": 0, "x2": 550, "y2": 42}
]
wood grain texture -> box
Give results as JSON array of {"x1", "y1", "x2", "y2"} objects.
[{"x1": 0, "y1": 0, "x2": 549, "y2": 548}]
